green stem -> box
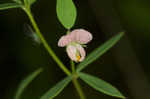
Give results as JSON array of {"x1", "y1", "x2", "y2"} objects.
[
  {"x1": 71, "y1": 61, "x2": 86, "y2": 99},
  {"x1": 72, "y1": 76, "x2": 86, "y2": 99},
  {"x1": 71, "y1": 60, "x2": 75, "y2": 73},
  {"x1": 22, "y1": 6, "x2": 71, "y2": 76}
]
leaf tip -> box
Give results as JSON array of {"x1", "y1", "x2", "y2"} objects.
[
  {"x1": 119, "y1": 31, "x2": 125, "y2": 37},
  {"x1": 119, "y1": 95, "x2": 126, "y2": 99},
  {"x1": 38, "y1": 67, "x2": 43, "y2": 73},
  {"x1": 113, "y1": 91, "x2": 126, "y2": 99}
]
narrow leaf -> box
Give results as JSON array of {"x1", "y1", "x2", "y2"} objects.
[
  {"x1": 56, "y1": 0, "x2": 77, "y2": 29},
  {"x1": 24, "y1": 0, "x2": 37, "y2": 6},
  {"x1": 13, "y1": 0, "x2": 22, "y2": 4},
  {"x1": 79, "y1": 72, "x2": 125, "y2": 98},
  {"x1": 0, "y1": 3, "x2": 22, "y2": 10},
  {"x1": 27, "y1": 0, "x2": 37, "y2": 5},
  {"x1": 77, "y1": 32, "x2": 124, "y2": 72},
  {"x1": 14, "y1": 68, "x2": 43, "y2": 99},
  {"x1": 40, "y1": 76, "x2": 72, "y2": 99},
  {"x1": 28, "y1": 0, "x2": 37, "y2": 4}
]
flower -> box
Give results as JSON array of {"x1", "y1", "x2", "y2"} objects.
[{"x1": 58, "y1": 29, "x2": 92, "y2": 62}]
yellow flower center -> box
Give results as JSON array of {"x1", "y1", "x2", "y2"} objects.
[{"x1": 76, "y1": 55, "x2": 81, "y2": 62}]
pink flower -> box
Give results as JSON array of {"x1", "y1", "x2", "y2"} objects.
[
  {"x1": 58, "y1": 29, "x2": 92, "y2": 62},
  {"x1": 70, "y1": 29, "x2": 93, "y2": 44}
]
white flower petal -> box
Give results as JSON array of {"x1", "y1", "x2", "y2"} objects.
[
  {"x1": 66, "y1": 44, "x2": 86, "y2": 62},
  {"x1": 66, "y1": 45, "x2": 77, "y2": 61},
  {"x1": 75, "y1": 44, "x2": 86, "y2": 62}
]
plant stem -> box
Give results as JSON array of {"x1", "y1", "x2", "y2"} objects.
[
  {"x1": 71, "y1": 61, "x2": 86, "y2": 99},
  {"x1": 23, "y1": 7, "x2": 71, "y2": 76},
  {"x1": 71, "y1": 60, "x2": 75, "y2": 73},
  {"x1": 72, "y1": 76, "x2": 86, "y2": 99}
]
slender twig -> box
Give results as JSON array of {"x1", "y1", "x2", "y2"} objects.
[
  {"x1": 22, "y1": 6, "x2": 71, "y2": 76},
  {"x1": 71, "y1": 60, "x2": 86, "y2": 99}
]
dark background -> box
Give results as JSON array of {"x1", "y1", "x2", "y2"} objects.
[{"x1": 0, "y1": 0, "x2": 150, "y2": 99}]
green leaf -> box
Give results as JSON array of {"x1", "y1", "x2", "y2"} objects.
[
  {"x1": 40, "y1": 76, "x2": 72, "y2": 99},
  {"x1": 56, "y1": 0, "x2": 77, "y2": 29},
  {"x1": 14, "y1": 68, "x2": 43, "y2": 99},
  {"x1": 0, "y1": 3, "x2": 22, "y2": 10},
  {"x1": 77, "y1": 32, "x2": 124, "y2": 72},
  {"x1": 27, "y1": 0, "x2": 37, "y2": 5},
  {"x1": 79, "y1": 72, "x2": 125, "y2": 98},
  {"x1": 13, "y1": 0, "x2": 22, "y2": 4},
  {"x1": 24, "y1": 0, "x2": 37, "y2": 6}
]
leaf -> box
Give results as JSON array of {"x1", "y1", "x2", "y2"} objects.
[
  {"x1": 79, "y1": 72, "x2": 125, "y2": 98},
  {"x1": 24, "y1": 0, "x2": 38, "y2": 6},
  {"x1": 56, "y1": 0, "x2": 77, "y2": 29},
  {"x1": 77, "y1": 32, "x2": 124, "y2": 72},
  {"x1": 40, "y1": 76, "x2": 72, "y2": 99},
  {"x1": 0, "y1": 3, "x2": 22, "y2": 10},
  {"x1": 14, "y1": 68, "x2": 43, "y2": 99},
  {"x1": 13, "y1": 0, "x2": 22, "y2": 4},
  {"x1": 27, "y1": 0, "x2": 37, "y2": 5}
]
